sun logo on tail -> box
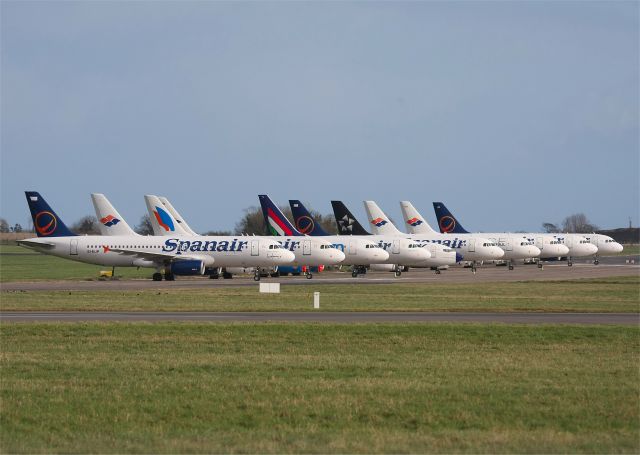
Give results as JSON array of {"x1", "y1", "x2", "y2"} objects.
[
  {"x1": 439, "y1": 216, "x2": 456, "y2": 233},
  {"x1": 34, "y1": 211, "x2": 57, "y2": 236}
]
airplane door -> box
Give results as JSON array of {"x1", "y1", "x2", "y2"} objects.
[
  {"x1": 70, "y1": 239, "x2": 78, "y2": 256},
  {"x1": 536, "y1": 236, "x2": 543, "y2": 250},
  {"x1": 392, "y1": 239, "x2": 400, "y2": 254},
  {"x1": 251, "y1": 240, "x2": 259, "y2": 256},
  {"x1": 303, "y1": 240, "x2": 311, "y2": 256},
  {"x1": 500, "y1": 237, "x2": 512, "y2": 251},
  {"x1": 430, "y1": 244, "x2": 437, "y2": 258},
  {"x1": 348, "y1": 240, "x2": 357, "y2": 255},
  {"x1": 468, "y1": 239, "x2": 475, "y2": 252}
]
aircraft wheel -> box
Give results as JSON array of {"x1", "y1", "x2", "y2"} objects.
[
  {"x1": 306, "y1": 273, "x2": 313, "y2": 280},
  {"x1": 152, "y1": 273, "x2": 162, "y2": 281},
  {"x1": 568, "y1": 261, "x2": 573, "y2": 267},
  {"x1": 435, "y1": 269, "x2": 441, "y2": 275},
  {"x1": 254, "y1": 273, "x2": 260, "y2": 281},
  {"x1": 209, "y1": 274, "x2": 219, "y2": 279},
  {"x1": 394, "y1": 270, "x2": 401, "y2": 277},
  {"x1": 223, "y1": 272, "x2": 233, "y2": 279},
  {"x1": 508, "y1": 265, "x2": 514, "y2": 271},
  {"x1": 165, "y1": 273, "x2": 175, "y2": 281},
  {"x1": 594, "y1": 259, "x2": 599, "y2": 265}
]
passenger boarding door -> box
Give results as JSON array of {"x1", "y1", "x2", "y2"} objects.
[
  {"x1": 430, "y1": 244, "x2": 437, "y2": 258},
  {"x1": 251, "y1": 240, "x2": 259, "y2": 256},
  {"x1": 392, "y1": 239, "x2": 400, "y2": 254},
  {"x1": 69, "y1": 239, "x2": 78, "y2": 256},
  {"x1": 500, "y1": 237, "x2": 512, "y2": 251},
  {"x1": 468, "y1": 239, "x2": 475, "y2": 252},
  {"x1": 348, "y1": 240, "x2": 357, "y2": 255},
  {"x1": 303, "y1": 240, "x2": 311, "y2": 256}
]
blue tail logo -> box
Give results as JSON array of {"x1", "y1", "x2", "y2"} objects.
[
  {"x1": 289, "y1": 200, "x2": 329, "y2": 236},
  {"x1": 432, "y1": 202, "x2": 469, "y2": 234},
  {"x1": 25, "y1": 192, "x2": 76, "y2": 237}
]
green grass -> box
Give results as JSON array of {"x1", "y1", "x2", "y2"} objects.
[
  {"x1": 0, "y1": 245, "x2": 151, "y2": 282},
  {"x1": 1, "y1": 323, "x2": 638, "y2": 453},
  {"x1": 2, "y1": 276, "x2": 638, "y2": 313}
]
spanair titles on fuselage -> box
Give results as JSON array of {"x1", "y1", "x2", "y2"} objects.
[
  {"x1": 21, "y1": 192, "x2": 295, "y2": 282},
  {"x1": 363, "y1": 201, "x2": 505, "y2": 263}
]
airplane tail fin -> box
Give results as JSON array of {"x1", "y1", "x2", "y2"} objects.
[
  {"x1": 288, "y1": 200, "x2": 329, "y2": 236},
  {"x1": 363, "y1": 201, "x2": 403, "y2": 235},
  {"x1": 159, "y1": 196, "x2": 198, "y2": 236},
  {"x1": 330, "y1": 201, "x2": 371, "y2": 235},
  {"x1": 25, "y1": 191, "x2": 76, "y2": 237},
  {"x1": 432, "y1": 202, "x2": 470, "y2": 234},
  {"x1": 91, "y1": 193, "x2": 137, "y2": 236},
  {"x1": 399, "y1": 201, "x2": 438, "y2": 234},
  {"x1": 258, "y1": 195, "x2": 302, "y2": 236},
  {"x1": 144, "y1": 194, "x2": 189, "y2": 236}
]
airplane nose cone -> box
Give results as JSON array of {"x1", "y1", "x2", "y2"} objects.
[
  {"x1": 455, "y1": 252, "x2": 464, "y2": 263},
  {"x1": 529, "y1": 246, "x2": 541, "y2": 257},
  {"x1": 333, "y1": 249, "x2": 346, "y2": 263},
  {"x1": 614, "y1": 243, "x2": 623, "y2": 253},
  {"x1": 282, "y1": 251, "x2": 296, "y2": 263},
  {"x1": 558, "y1": 245, "x2": 570, "y2": 255},
  {"x1": 419, "y1": 248, "x2": 431, "y2": 259},
  {"x1": 586, "y1": 244, "x2": 598, "y2": 255},
  {"x1": 493, "y1": 247, "x2": 505, "y2": 259}
]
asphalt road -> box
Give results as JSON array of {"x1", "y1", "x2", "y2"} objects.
[
  {"x1": 2, "y1": 261, "x2": 638, "y2": 292},
  {"x1": 2, "y1": 311, "x2": 637, "y2": 324}
]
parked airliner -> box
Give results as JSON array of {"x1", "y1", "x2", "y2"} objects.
[
  {"x1": 432, "y1": 202, "x2": 600, "y2": 266},
  {"x1": 398, "y1": 201, "x2": 541, "y2": 270},
  {"x1": 362, "y1": 201, "x2": 505, "y2": 272},
  {"x1": 259, "y1": 195, "x2": 391, "y2": 276},
  {"x1": 21, "y1": 192, "x2": 295, "y2": 281},
  {"x1": 289, "y1": 200, "x2": 459, "y2": 276},
  {"x1": 145, "y1": 194, "x2": 345, "y2": 279}
]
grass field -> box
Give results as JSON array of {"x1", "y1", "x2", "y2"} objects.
[
  {"x1": 1, "y1": 323, "x2": 638, "y2": 453},
  {"x1": 2, "y1": 275, "x2": 638, "y2": 313}
]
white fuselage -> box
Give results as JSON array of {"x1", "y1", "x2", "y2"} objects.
[
  {"x1": 365, "y1": 235, "x2": 458, "y2": 267},
  {"x1": 580, "y1": 234, "x2": 623, "y2": 255},
  {"x1": 266, "y1": 236, "x2": 345, "y2": 266},
  {"x1": 463, "y1": 233, "x2": 541, "y2": 259},
  {"x1": 549, "y1": 234, "x2": 599, "y2": 257},
  {"x1": 397, "y1": 233, "x2": 505, "y2": 261},
  {"x1": 306, "y1": 235, "x2": 390, "y2": 265},
  {"x1": 21, "y1": 235, "x2": 295, "y2": 269}
]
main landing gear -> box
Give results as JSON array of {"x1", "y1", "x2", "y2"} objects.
[
  {"x1": 508, "y1": 260, "x2": 514, "y2": 271},
  {"x1": 152, "y1": 271, "x2": 175, "y2": 281},
  {"x1": 568, "y1": 257, "x2": 573, "y2": 267},
  {"x1": 394, "y1": 265, "x2": 402, "y2": 278},
  {"x1": 593, "y1": 255, "x2": 600, "y2": 265},
  {"x1": 254, "y1": 270, "x2": 261, "y2": 281},
  {"x1": 352, "y1": 266, "x2": 367, "y2": 278}
]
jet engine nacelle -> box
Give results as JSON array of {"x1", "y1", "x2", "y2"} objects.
[
  {"x1": 171, "y1": 260, "x2": 205, "y2": 276},
  {"x1": 369, "y1": 264, "x2": 396, "y2": 272}
]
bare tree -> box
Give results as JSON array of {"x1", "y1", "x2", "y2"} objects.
[
  {"x1": 135, "y1": 215, "x2": 154, "y2": 235},
  {"x1": 202, "y1": 230, "x2": 232, "y2": 236},
  {"x1": 71, "y1": 216, "x2": 100, "y2": 235},
  {"x1": 0, "y1": 218, "x2": 9, "y2": 233},
  {"x1": 542, "y1": 222, "x2": 559, "y2": 233},
  {"x1": 562, "y1": 213, "x2": 599, "y2": 233},
  {"x1": 234, "y1": 206, "x2": 296, "y2": 235}
]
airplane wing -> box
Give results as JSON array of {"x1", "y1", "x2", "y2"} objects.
[
  {"x1": 17, "y1": 240, "x2": 56, "y2": 250},
  {"x1": 108, "y1": 247, "x2": 204, "y2": 264}
]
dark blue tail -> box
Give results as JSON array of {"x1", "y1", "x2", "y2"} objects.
[
  {"x1": 432, "y1": 202, "x2": 470, "y2": 234},
  {"x1": 288, "y1": 200, "x2": 329, "y2": 236},
  {"x1": 330, "y1": 201, "x2": 371, "y2": 235},
  {"x1": 25, "y1": 191, "x2": 76, "y2": 237},
  {"x1": 258, "y1": 195, "x2": 302, "y2": 236}
]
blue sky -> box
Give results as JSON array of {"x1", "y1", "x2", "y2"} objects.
[{"x1": 2, "y1": 1, "x2": 638, "y2": 233}]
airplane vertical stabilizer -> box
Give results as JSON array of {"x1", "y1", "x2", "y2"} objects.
[
  {"x1": 432, "y1": 202, "x2": 470, "y2": 234},
  {"x1": 144, "y1": 195, "x2": 190, "y2": 236},
  {"x1": 363, "y1": 201, "x2": 404, "y2": 235},
  {"x1": 289, "y1": 200, "x2": 331, "y2": 236},
  {"x1": 91, "y1": 193, "x2": 138, "y2": 236},
  {"x1": 399, "y1": 201, "x2": 438, "y2": 234},
  {"x1": 159, "y1": 196, "x2": 198, "y2": 236},
  {"x1": 258, "y1": 195, "x2": 302, "y2": 236},
  {"x1": 25, "y1": 191, "x2": 76, "y2": 237},
  {"x1": 330, "y1": 201, "x2": 371, "y2": 235}
]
